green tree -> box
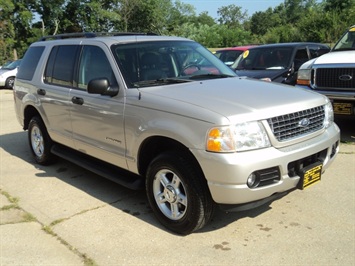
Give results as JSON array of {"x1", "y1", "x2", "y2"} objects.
[
  {"x1": 193, "y1": 11, "x2": 215, "y2": 27},
  {"x1": 33, "y1": 0, "x2": 65, "y2": 35},
  {"x1": 165, "y1": 0, "x2": 195, "y2": 32},
  {"x1": 0, "y1": 0, "x2": 15, "y2": 63},
  {"x1": 10, "y1": 0, "x2": 35, "y2": 58},
  {"x1": 117, "y1": 0, "x2": 140, "y2": 32},
  {"x1": 217, "y1": 4, "x2": 248, "y2": 28},
  {"x1": 249, "y1": 8, "x2": 282, "y2": 36},
  {"x1": 323, "y1": 0, "x2": 354, "y2": 11}
]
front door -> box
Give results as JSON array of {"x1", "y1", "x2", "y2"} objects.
[{"x1": 69, "y1": 45, "x2": 127, "y2": 169}]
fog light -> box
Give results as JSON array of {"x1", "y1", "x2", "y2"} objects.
[{"x1": 247, "y1": 173, "x2": 259, "y2": 188}]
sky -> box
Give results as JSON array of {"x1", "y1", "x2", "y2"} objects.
[{"x1": 181, "y1": 0, "x2": 285, "y2": 18}]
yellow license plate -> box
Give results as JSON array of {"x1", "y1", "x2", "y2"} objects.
[
  {"x1": 333, "y1": 103, "x2": 352, "y2": 115},
  {"x1": 299, "y1": 163, "x2": 323, "y2": 189}
]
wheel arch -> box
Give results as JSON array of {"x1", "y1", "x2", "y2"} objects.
[
  {"x1": 23, "y1": 105, "x2": 41, "y2": 130},
  {"x1": 137, "y1": 136, "x2": 204, "y2": 180}
]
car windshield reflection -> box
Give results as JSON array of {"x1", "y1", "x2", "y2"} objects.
[
  {"x1": 111, "y1": 41, "x2": 237, "y2": 88},
  {"x1": 333, "y1": 27, "x2": 355, "y2": 51}
]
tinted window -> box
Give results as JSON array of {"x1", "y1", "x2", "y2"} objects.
[
  {"x1": 234, "y1": 47, "x2": 293, "y2": 70},
  {"x1": 17, "y1": 47, "x2": 44, "y2": 80},
  {"x1": 309, "y1": 45, "x2": 330, "y2": 58},
  {"x1": 44, "y1": 45, "x2": 79, "y2": 87},
  {"x1": 294, "y1": 48, "x2": 309, "y2": 69},
  {"x1": 78, "y1": 46, "x2": 117, "y2": 90}
]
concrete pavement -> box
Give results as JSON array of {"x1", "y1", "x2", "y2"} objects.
[{"x1": 1, "y1": 89, "x2": 354, "y2": 265}]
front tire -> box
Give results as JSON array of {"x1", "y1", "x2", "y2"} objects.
[
  {"x1": 28, "y1": 116, "x2": 54, "y2": 165},
  {"x1": 146, "y1": 151, "x2": 215, "y2": 235},
  {"x1": 5, "y1": 77, "x2": 15, "y2": 89}
]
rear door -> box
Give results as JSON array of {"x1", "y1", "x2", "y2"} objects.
[{"x1": 40, "y1": 44, "x2": 79, "y2": 147}]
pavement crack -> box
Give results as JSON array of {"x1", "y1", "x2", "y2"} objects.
[{"x1": 0, "y1": 188, "x2": 98, "y2": 266}]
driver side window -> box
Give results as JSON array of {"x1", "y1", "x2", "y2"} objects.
[{"x1": 78, "y1": 46, "x2": 117, "y2": 90}]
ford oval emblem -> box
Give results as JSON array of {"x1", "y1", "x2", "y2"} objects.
[
  {"x1": 298, "y1": 118, "x2": 310, "y2": 128},
  {"x1": 339, "y1": 75, "x2": 353, "y2": 81}
]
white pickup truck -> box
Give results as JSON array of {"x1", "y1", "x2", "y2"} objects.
[{"x1": 297, "y1": 25, "x2": 355, "y2": 116}]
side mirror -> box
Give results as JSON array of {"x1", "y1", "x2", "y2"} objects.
[{"x1": 87, "y1": 78, "x2": 119, "y2": 97}]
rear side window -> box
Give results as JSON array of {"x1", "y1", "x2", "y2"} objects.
[
  {"x1": 16, "y1": 46, "x2": 45, "y2": 80},
  {"x1": 44, "y1": 45, "x2": 79, "y2": 87}
]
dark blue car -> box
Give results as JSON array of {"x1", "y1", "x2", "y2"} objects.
[{"x1": 232, "y1": 43, "x2": 330, "y2": 85}]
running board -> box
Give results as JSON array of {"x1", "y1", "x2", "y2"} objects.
[{"x1": 51, "y1": 144, "x2": 144, "y2": 190}]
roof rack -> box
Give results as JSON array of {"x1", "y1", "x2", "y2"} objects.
[
  {"x1": 39, "y1": 32, "x2": 158, "y2": 41},
  {"x1": 39, "y1": 32, "x2": 96, "y2": 41}
]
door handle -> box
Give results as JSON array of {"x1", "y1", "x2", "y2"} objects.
[
  {"x1": 37, "y1": 89, "x2": 46, "y2": 95},
  {"x1": 72, "y1": 96, "x2": 84, "y2": 105}
]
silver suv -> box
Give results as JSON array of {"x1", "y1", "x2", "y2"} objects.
[{"x1": 14, "y1": 33, "x2": 340, "y2": 235}]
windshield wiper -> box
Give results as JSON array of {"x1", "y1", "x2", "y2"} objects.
[
  {"x1": 133, "y1": 78, "x2": 191, "y2": 88},
  {"x1": 189, "y1": 73, "x2": 235, "y2": 80}
]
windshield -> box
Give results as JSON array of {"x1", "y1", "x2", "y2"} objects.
[
  {"x1": 2, "y1": 60, "x2": 21, "y2": 70},
  {"x1": 333, "y1": 26, "x2": 355, "y2": 51},
  {"x1": 111, "y1": 41, "x2": 236, "y2": 88},
  {"x1": 232, "y1": 47, "x2": 293, "y2": 70}
]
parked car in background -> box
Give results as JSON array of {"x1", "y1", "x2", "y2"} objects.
[
  {"x1": 232, "y1": 43, "x2": 330, "y2": 85},
  {"x1": 0, "y1": 59, "x2": 21, "y2": 89},
  {"x1": 0, "y1": 60, "x2": 14, "y2": 69},
  {"x1": 297, "y1": 25, "x2": 355, "y2": 117},
  {"x1": 214, "y1": 46, "x2": 256, "y2": 66}
]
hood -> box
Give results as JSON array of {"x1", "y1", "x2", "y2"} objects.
[
  {"x1": 0, "y1": 68, "x2": 17, "y2": 75},
  {"x1": 313, "y1": 50, "x2": 355, "y2": 64},
  {"x1": 235, "y1": 69, "x2": 288, "y2": 81},
  {"x1": 139, "y1": 77, "x2": 326, "y2": 124}
]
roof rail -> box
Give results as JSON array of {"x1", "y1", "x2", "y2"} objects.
[
  {"x1": 112, "y1": 32, "x2": 159, "y2": 36},
  {"x1": 39, "y1": 32, "x2": 159, "y2": 41},
  {"x1": 39, "y1": 32, "x2": 96, "y2": 41}
]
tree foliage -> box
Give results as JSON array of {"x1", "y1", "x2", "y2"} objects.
[{"x1": 0, "y1": 0, "x2": 354, "y2": 64}]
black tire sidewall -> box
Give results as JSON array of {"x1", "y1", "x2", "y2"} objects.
[
  {"x1": 5, "y1": 77, "x2": 14, "y2": 89},
  {"x1": 28, "y1": 116, "x2": 53, "y2": 165},
  {"x1": 146, "y1": 151, "x2": 213, "y2": 235}
]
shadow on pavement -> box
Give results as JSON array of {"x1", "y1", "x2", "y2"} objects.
[
  {"x1": 335, "y1": 116, "x2": 355, "y2": 143},
  {"x1": 0, "y1": 131, "x2": 281, "y2": 234}
]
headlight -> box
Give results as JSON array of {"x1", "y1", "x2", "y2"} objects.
[
  {"x1": 324, "y1": 101, "x2": 334, "y2": 128},
  {"x1": 296, "y1": 69, "x2": 311, "y2": 86},
  {"x1": 206, "y1": 122, "x2": 271, "y2": 152}
]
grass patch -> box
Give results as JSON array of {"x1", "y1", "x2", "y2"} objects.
[
  {"x1": 1, "y1": 189, "x2": 19, "y2": 205},
  {"x1": 0, "y1": 204, "x2": 19, "y2": 211},
  {"x1": 22, "y1": 212, "x2": 37, "y2": 222}
]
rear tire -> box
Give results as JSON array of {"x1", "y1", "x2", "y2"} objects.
[
  {"x1": 28, "y1": 116, "x2": 54, "y2": 165},
  {"x1": 146, "y1": 151, "x2": 215, "y2": 235}
]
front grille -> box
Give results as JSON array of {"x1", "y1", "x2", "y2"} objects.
[
  {"x1": 315, "y1": 68, "x2": 355, "y2": 89},
  {"x1": 267, "y1": 106, "x2": 325, "y2": 142}
]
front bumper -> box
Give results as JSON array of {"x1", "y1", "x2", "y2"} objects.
[
  {"x1": 0, "y1": 78, "x2": 6, "y2": 86},
  {"x1": 192, "y1": 123, "x2": 340, "y2": 206}
]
